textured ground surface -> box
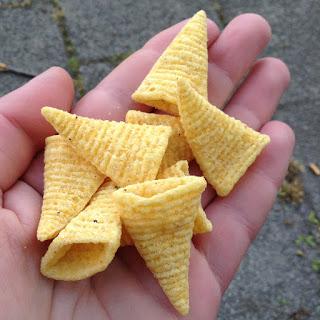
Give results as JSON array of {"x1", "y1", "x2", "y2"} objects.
[{"x1": 0, "y1": 1, "x2": 319, "y2": 319}]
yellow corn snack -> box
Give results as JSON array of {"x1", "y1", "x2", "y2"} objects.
[
  {"x1": 41, "y1": 107, "x2": 172, "y2": 187},
  {"x1": 132, "y1": 10, "x2": 208, "y2": 115},
  {"x1": 126, "y1": 110, "x2": 193, "y2": 169},
  {"x1": 113, "y1": 176, "x2": 207, "y2": 315},
  {"x1": 37, "y1": 135, "x2": 105, "y2": 241},
  {"x1": 158, "y1": 161, "x2": 212, "y2": 234},
  {"x1": 121, "y1": 161, "x2": 212, "y2": 246},
  {"x1": 178, "y1": 79, "x2": 270, "y2": 196},
  {"x1": 120, "y1": 226, "x2": 133, "y2": 246},
  {"x1": 41, "y1": 181, "x2": 121, "y2": 281},
  {"x1": 157, "y1": 160, "x2": 189, "y2": 179},
  {"x1": 193, "y1": 208, "x2": 213, "y2": 234},
  {"x1": 121, "y1": 160, "x2": 190, "y2": 247}
]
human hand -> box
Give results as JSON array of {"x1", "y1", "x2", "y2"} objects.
[{"x1": 0, "y1": 13, "x2": 294, "y2": 319}]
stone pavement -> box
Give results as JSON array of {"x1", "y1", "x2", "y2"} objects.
[{"x1": 0, "y1": 1, "x2": 319, "y2": 319}]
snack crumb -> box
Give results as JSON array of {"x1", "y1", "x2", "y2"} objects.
[
  {"x1": 0, "y1": 62, "x2": 7, "y2": 71},
  {"x1": 295, "y1": 249, "x2": 304, "y2": 257},
  {"x1": 309, "y1": 162, "x2": 320, "y2": 176}
]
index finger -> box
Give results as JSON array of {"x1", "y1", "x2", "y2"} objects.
[
  {"x1": 72, "y1": 16, "x2": 220, "y2": 120},
  {"x1": 0, "y1": 67, "x2": 74, "y2": 191}
]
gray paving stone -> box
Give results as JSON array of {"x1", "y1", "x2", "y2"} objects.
[
  {"x1": 219, "y1": 201, "x2": 320, "y2": 320},
  {"x1": 80, "y1": 62, "x2": 113, "y2": 92},
  {"x1": 0, "y1": 72, "x2": 30, "y2": 96},
  {"x1": 0, "y1": 1, "x2": 67, "y2": 74},
  {"x1": 216, "y1": 1, "x2": 320, "y2": 319},
  {"x1": 275, "y1": 98, "x2": 320, "y2": 210},
  {"x1": 275, "y1": 99, "x2": 319, "y2": 165},
  {"x1": 217, "y1": 0, "x2": 320, "y2": 106},
  {"x1": 60, "y1": 0, "x2": 220, "y2": 62}
]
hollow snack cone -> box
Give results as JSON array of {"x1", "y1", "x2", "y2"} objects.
[
  {"x1": 41, "y1": 180, "x2": 121, "y2": 281},
  {"x1": 158, "y1": 161, "x2": 212, "y2": 234},
  {"x1": 113, "y1": 176, "x2": 206, "y2": 315},
  {"x1": 37, "y1": 135, "x2": 105, "y2": 241},
  {"x1": 121, "y1": 161, "x2": 212, "y2": 246},
  {"x1": 132, "y1": 10, "x2": 208, "y2": 115},
  {"x1": 157, "y1": 160, "x2": 189, "y2": 179},
  {"x1": 126, "y1": 110, "x2": 193, "y2": 170},
  {"x1": 41, "y1": 107, "x2": 172, "y2": 187},
  {"x1": 178, "y1": 79, "x2": 270, "y2": 196}
]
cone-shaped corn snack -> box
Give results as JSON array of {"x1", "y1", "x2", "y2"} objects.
[
  {"x1": 37, "y1": 135, "x2": 105, "y2": 241},
  {"x1": 121, "y1": 161, "x2": 212, "y2": 246},
  {"x1": 41, "y1": 181, "x2": 121, "y2": 281},
  {"x1": 41, "y1": 107, "x2": 172, "y2": 187},
  {"x1": 158, "y1": 161, "x2": 212, "y2": 234},
  {"x1": 157, "y1": 160, "x2": 189, "y2": 179},
  {"x1": 177, "y1": 79, "x2": 270, "y2": 196},
  {"x1": 132, "y1": 10, "x2": 208, "y2": 115},
  {"x1": 126, "y1": 110, "x2": 193, "y2": 169},
  {"x1": 113, "y1": 176, "x2": 206, "y2": 315}
]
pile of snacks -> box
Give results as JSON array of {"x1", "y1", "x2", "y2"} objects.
[{"x1": 37, "y1": 11, "x2": 269, "y2": 315}]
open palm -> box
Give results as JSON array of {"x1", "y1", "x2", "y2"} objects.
[{"x1": 0, "y1": 14, "x2": 294, "y2": 319}]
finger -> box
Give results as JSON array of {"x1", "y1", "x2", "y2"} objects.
[
  {"x1": 144, "y1": 18, "x2": 219, "y2": 50},
  {"x1": 0, "y1": 116, "x2": 32, "y2": 192},
  {"x1": 73, "y1": 50, "x2": 157, "y2": 120},
  {"x1": 0, "y1": 67, "x2": 74, "y2": 148},
  {"x1": 119, "y1": 245, "x2": 221, "y2": 319},
  {"x1": 22, "y1": 152, "x2": 44, "y2": 194},
  {"x1": 118, "y1": 247, "x2": 173, "y2": 310},
  {"x1": 195, "y1": 121, "x2": 295, "y2": 292},
  {"x1": 224, "y1": 57, "x2": 290, "y2": 129},
  {"x1": 182, "y1": 246, "x2": 220, "y2": 320},
  {"x1": 207, "y1": 14, "x2": 272, "y2": 107},
  {"x1": 73, "y1": 17, "x2": 220, "y2": 120},
  {"x1": 92, "y1": 258, "x2": 174, "y2": 319},
  {"x1": 3, "y1": 181, "x2": 42, "y2": 238},
  {"x1": 0, "y1": 67, "x2": 74, "y2": 191}
]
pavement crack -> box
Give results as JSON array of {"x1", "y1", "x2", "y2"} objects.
[
  {"x1": 212, "y1": 0, "x2": 228, "y2": 27},
  {"x1": 0, "y1": 63, "x2": 35, "y2": 78},
  {"x1": 51, "y1": 0, "x2": 84, "y2": 96},
  {"x1": 81, "y1": 51, "x2": 133, "y2": 68}
]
